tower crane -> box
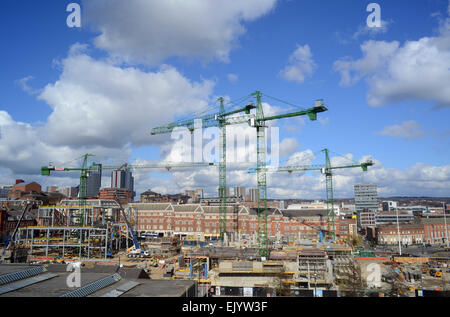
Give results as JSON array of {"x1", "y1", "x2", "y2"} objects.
[
  {"x1": 247, "y1": 91, "x2": 327, "y2": 257},
  {"x1": 41, "y1": 154, "x2": 215, "y2": 227},
  {"x1": 151, "y1": 96, "x2": 255, "y2": 241},
  {"x1": 249, "y1": 148, "x2": 374, "y2": 241},
  {"x1": 151, "y1": 91, "x2": 327, "y2": 257}
]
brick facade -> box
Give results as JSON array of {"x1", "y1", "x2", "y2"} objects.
[{"x1": 128, "y1": 203, "x2": 356, "y2": 240}]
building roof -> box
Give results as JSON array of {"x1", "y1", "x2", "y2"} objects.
[
  {"x1": 246, "y1": 207, "x2": 280, "y2": 216},
  {"x1": 420, "y1": 218, "x2": 450, "y2": 225},
  {"x1": 281, "y1": 209, "x2": 327, "y2": 218},
  {"x1": 141, "y1": 190, "x2": 161, "y2": 196},
  {"x1": 172, "y1": 204, "x2": 202, "y2": 212},
  {"x1": 202, "y1": 205, "x2": 238, "y2": 214},
  {"x1": 129, "y1": 203, "x2": 172, "y2": 211},
  {"x1": 0, "y1": 264, "x2": 195, "y2": 297},
  {"x1": 13, "y1": 182, "x2": 41, "y2": 188}
]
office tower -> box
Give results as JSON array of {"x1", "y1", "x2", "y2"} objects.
[
  {"x1": 86, "y1": 163, "x2": 102, "y2": 197},
  {"x1": 354, "y1": 183, "x2": 378, "y2": 228},
  {"x1": 111, "y1": 168, "x2": 135, "y2": 200},
  {"x1": 249, "y1": 188, "x2": 259, "y2": 202},
  {"x1": 234, "y1": 186, "x2": 246, "y2": 198}
]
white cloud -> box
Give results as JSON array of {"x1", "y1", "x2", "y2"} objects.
[
  {"x1": 352, "y1": 19, "x2": 393, "y2": 39},
  {"x1": 0, "y1": 44, "x2": 217, "y2": 186},
  {"x1": 279, "y1": 44, "x2": 317, "y2": 83},
  {"x1": 15, "y1": 76, "x2": 41, "y2": 95},
  {"x1": 227, "y1": 73, "x2": 239, "y2": 84},
  {"x1": 0, "y1": 111, "x2": 130, "y2": 178},
  {"x1": 38, "y1": 45, "x2": 215, "y2": 149},
  {"x1": 82, "y1": 0, "x2": 278, "y2": 65},
  {"x1": 333, "y1": 5, "x2": 450, "y2": 108},
  {"x1": 279, "y1": 138, "x2": 298, "y2": 158},
  {"x1": 377, "y1": 121, "x2": 425, "y2": 140}
]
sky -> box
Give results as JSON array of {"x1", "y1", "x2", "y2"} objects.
[{"x1": 1, "y1": 0, "x2": 450, "y2": 199}]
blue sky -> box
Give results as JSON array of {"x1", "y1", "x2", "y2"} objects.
[{"x1": 1, "y1": 0, "x2": 450, "y2": 198}]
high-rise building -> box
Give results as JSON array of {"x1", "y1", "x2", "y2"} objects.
[
  {"x1": 354, "y1": 183, "x2": 378, "y2": 228},
  {"x1": 111, "y1": 168, "x2": 135, "y2": 200},
  {"x1": 234, "y1": 186, "x2": 246, "y2": 198},
  {"x1": 218, "y1": 187, "x2": 230, "y2": 198},
  {"x1": 86, "y1": 163, "x2": 102, "y2": 197},
  {"x1": 57, "y1": 186, "x2": 79, "y2": 198},
  {"x1": 185, "y1": 189, "x2": 204, "y2": 203},
  {"x1": 0, "y1": 185, "x2": 12, "y2": 200},
  {"x1": 248, "y1": 188, "x2": 259, "y2": 202}
]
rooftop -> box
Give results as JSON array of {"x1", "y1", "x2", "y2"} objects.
[{"x1": 0, "y1": 264, "x2": 196, "y2": 297}]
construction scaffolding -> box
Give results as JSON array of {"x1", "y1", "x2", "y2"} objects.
[
  {"x1": 5, "y1": 198, "x2": 142, "y2": 262},
  {"x1": 13, "y1": 226, "x2": 109, "y2": 260}
]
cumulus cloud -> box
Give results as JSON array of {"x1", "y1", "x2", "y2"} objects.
[
  {"x1": 0, "y1": 110, "x2": 130, "y2": 179},
  {"x1": 262, "y1": 152, "x2": 450, "y2": 198},
  {"x1": 352, "y1": 19, "x2": 393, "y2": 40},
  {"x1": 333, "y1": 4, "x2": 450, "y2": 108},
  {"x1": 38, "y1": 45, "x2": 215, "y2": 149},
  {"x1": 377, "y1": 121, "x2": 425, "y2": 140},
  {"x1": 82, "y1": 0, "x2": 278, "y2": 65},
  {"x1": 279, "y1": 138, "x2": 298, "y2": 158},
  {"x1": 227, "y1": 73, "x2": 239, "y2": 84},
  {"x1": 0, "y1": 44, "x2": 217, "y2": 186},
  {"x1": 15, "y1": 76, "x2": 41, "y2": 95},
  {"x1": 279, "y1": 44, "x2": 317, "y2": 83}
]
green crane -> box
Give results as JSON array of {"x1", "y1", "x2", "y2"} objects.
[
  {"x1": 41, "y1": 155, "x2": 215, "y2": 227},
  {"x1": 150, "y1": 91, "x2": 326, "y2": 253},
  {"x1": 247, "y1": 91, "x2": 327, "y2": 257},
  {"x1": 249, "y1": 148, "x2": 374, "y2": 241},
  {"x1": 151, "y1": 97, "x2": 255, "y2": 241}
]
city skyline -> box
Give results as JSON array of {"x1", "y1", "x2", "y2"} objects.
[{"x1": 0, "y1": 0, "x2": 450, "y2": 199}]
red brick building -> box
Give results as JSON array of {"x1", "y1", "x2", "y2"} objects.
[
  {"x1": 377, "y1": 224, "x2": 425, "y2": 245},
  {"x1": 8, "y1": 182, "x2": 42, "y2": 200},
  {"x1": 99, "y1": 188, "x2": 133, "y2": 204},
  {"x1": 377, "y1": 218, "x2": 450, "y2": 245},
  {"x1": 422, "y1": 218, "x2": 450, "y2": 244},
  {"x1": 0, "y1": 204, "x2": 39, "y2": 241},
  {"x1": 128, "y1": 203, "x2": 357, "y2": 240}
]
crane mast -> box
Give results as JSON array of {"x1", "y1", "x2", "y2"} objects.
[
  {"x1": 151, "y1": 98, "x2": 255, "y2": 241},
  {"x1": 151, "y1": 91, "x2": 328, "y2": 257},
  {"x1": 249, "y1": 149, "x2": 373, "y2": 242},
  {"x1": 248, "y1": 91, "x2": 327, "y2": 257}
]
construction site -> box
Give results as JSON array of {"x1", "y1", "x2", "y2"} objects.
[{"x1": 1, "y1": 91, "x2": 449, "y2": 297}]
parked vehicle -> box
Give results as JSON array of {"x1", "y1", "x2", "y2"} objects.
[{"x1": 126, "y1": 248, "x2": 150, "y2": 258}]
